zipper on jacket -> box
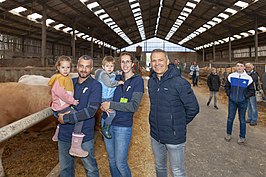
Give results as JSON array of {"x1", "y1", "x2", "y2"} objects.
[
  {"x1": 155, "y1": 80, "x2": 161, "y2": 142},
  {"x1": 236, "y1": 75, "x2": 240, "y2": 102}
]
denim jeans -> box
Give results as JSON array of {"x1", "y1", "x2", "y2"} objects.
[
  {"x1": 208, "y1": 91, "x2": 218, "y2": 106},
  {"x1": 103, "y1": 122, "x2": 133, "y2": 177},
  {"x1": 192, "y1": 75, "x2": 198, "y2": 86},
  {"x1": 58, "y1": 139, "x2": 99, "y2": 177},
  {"x1": 247, "y1": 96, "x2": 258, "y2": 123},
  {"x1": 226, "y1": 99, "x2": 248, "y2": 138},
  {"x1": 151, "y1": 137, "x2": 186, "y2": 177}
]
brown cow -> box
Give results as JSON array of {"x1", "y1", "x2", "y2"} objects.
[{"x1": 0, "y1": 82, "x2": 56, "y2": 177}]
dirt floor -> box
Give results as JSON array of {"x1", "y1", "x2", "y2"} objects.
[{"x1": 3, "y1": 76, "x2": 266, "y2": 177}]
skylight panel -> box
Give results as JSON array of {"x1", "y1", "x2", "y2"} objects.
[
  {"x1": 183, "y1": 7, "x2": 192, "y2": 13},
  {"x1": 186, "y1": 2, "x2": 196, "y2": 8},
  {"x1": 218, "y1": 13, "x2": 229, "y2": 20},
  {"x1": 77, "y1": 33, "x2": 85, "y2": 37},
  {"x1": 234, "y1": 1, "x2": 248, "y2": 9},
  {"x1": 248, "y1": 30, "x2": 255, "y2": 35},
  {"x1": 203, "y1": 24, "x2": 211, "y2": 29},
  {"x1": 155, "y1": 0, "x2": 163, "y2": 35},
  {"x1": 87, "y1": 2, "x2": 99, "y2": 10},
  {"x1": 54, "y1": 24, "x2": 64, "y2": 30},
  {"x1": 27, "y1": 13, "x2": 42, "y2": 21},
  {"x1": 240, "y1": 32, "x2": 249, "y2": 37},
  {"x1": 165, "y1": 0, "x2": 201, "y2": 40},
  {"x1": 212, "y1": 17, "x2": 222, "y2": 23},
  {"x1": 81, "y1": 1, "x2": 132, "y2": 44},
  {"x1": 129, "y1": 0, "x2": 146, "y2": 40},
  {"x1": 9, "y1": 6, "x2": 27, "y2": 14},
  {"x1": 225, "y1": 8, "x2": 237, "y2": 15},
  {"x1": 179, "y1": 0, "x2": 259, "y2": 45},
  {"x1": 233, "y1": 34, "x2": 241, "y2": 39},
  {"x1": 258, "y1": 26, "x2": 266, "y2": 32},
  {"x1": 63, "y1": 27, "x2": 72, "y2": 33},
  {"x1": 46, "y1": 19, "x2": 55, "y2": 26},
  {"x1": 0, "y1": 0, "x2": 6, "y2": 3}
]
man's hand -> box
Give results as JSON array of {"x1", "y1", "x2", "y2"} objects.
[{"x1": 58, "y1": 111, "x2": 71, "y2": 124}]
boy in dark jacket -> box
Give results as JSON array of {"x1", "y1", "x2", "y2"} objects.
[
  {"x1": 148, "y1": 49, "x2": 199, "y2": 177},
  {"x1": 224, "y1": 61, "x2": 254, "y2": 145},
  {"x1": 207, "y1": 68, "x2": 221, "y2": 109}
]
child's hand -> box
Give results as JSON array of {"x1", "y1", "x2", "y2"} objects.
[
  {"x1": 73, "y1": 100, "x2": 79, "y2": 105},
  {"x1": 58, "y1": 111, "x2": 71, "y2": 124},
  {"x1": 118, "y1": 80, "x2": 124, "y2": 85},
  {"x1": 117, "y1": 70, "x2": 122, "y2": 75}
]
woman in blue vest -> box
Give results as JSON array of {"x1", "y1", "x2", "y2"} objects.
[{"x1": 101, "y1": 52, "x2": 144, "y2": 177}]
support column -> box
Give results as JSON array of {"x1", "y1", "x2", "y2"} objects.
[
  {"x1": 229, "y1": 37, "x2": 232, "y2": 63},
  {"x1": 41, "y1": 3, "x2": 47, "y2": 66},
  {"x1": 102, "y1": 43, "x2": 105, "y2": 57},
  {"x1": 255, "y1": 16, "x2": 258, "y2": 63},
  {"x1": 213, "y1": 44, "x2": 215, "y2": 62},
  {"x1": 72, "y1": 20, "x2": 77, "y2": 61},
  {"x1": 202, "y1": 48, "x2": 205, "y2": 63},
  {"x1": 91, "y1": 35, "x2": 94, "y2": 57}
]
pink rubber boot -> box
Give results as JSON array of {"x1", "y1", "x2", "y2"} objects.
[
  {"x1": 52, "y1": 125, "x2": 59, "y2": 141},
  {"x1": 69, "y1": 133, "x2": 88, "y2": 157}
]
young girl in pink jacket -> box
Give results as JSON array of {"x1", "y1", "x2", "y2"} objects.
[{"x1": 48, "y1": 55, "x2": 88, "y2": 157}]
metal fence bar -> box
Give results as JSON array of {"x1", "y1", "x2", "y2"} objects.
[{"x1": 0, "y1": 107, "x2": 53, "y2": 143}]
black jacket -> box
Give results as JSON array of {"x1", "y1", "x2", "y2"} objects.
[
  {"x1": 148, "y1": 65, "x2": 199, "y2": 145},
  {"x1": 207, "y1": 73, "x2": 220, "y2": 91}
]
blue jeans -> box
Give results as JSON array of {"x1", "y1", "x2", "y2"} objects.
[
  {"x1": 247, "y1": 96, "x2": 258, "y2": 123},
  {"x1": 208, "y1": 91, "x2": 218, "y2": 106},
  {"x1": 151, "y1": 137, "x2": 186, "y2": 177},
  {"x1": 103, "y1": 122, "x2": 133, "y2": 177},
  {"x1": 58, "y1": 139, "x2": 99, "y2": 177},
  {"x1": 226, "y1": 99, "x2": 248, "y2": 138}
]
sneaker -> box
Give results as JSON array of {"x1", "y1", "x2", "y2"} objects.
[
  {"x1": 207, "y1": 101, "x2": 210, "y2": 106},
  {"x1": 224, "y1": 134, "x2": 231, "y2": 142},
  {"x1": 214, "y1": 105, "x2": 218, "y2": 109},
  {"x1": 250, "y1": 122, "x2": 257, "y2": 126},
  {"x1": 237, "y1": 137, "x2": 246, "y2": 145},
  {"x1": 246, "y1": 120, "x2": 251, "y2": 123}
]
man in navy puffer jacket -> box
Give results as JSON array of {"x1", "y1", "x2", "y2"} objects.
[{"x1": 148, "y1": 49, "x2": 199, "y2": 177}]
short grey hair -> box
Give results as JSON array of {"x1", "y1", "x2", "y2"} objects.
[{"x1": 151, "y1": 49, "x2": 169, "y2": 60}]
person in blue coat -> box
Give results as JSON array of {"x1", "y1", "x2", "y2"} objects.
[
  {"x1": 224, "y1": 61, "x2": 254, "y2": 145},
  {"x1": 101, "y1": 52, "x2": 144, "y2": 177},
  {"x1": 148, "y1": 49, "x2": 199, "y2": 177}
]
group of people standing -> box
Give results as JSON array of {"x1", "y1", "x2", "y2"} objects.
[{"x1": 48, "y1": 49, "x2": 199, "y2": 177}]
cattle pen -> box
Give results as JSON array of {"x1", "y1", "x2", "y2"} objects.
[{"x1": 0, "y1": 107, "x2": 61, "y2": 177}]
